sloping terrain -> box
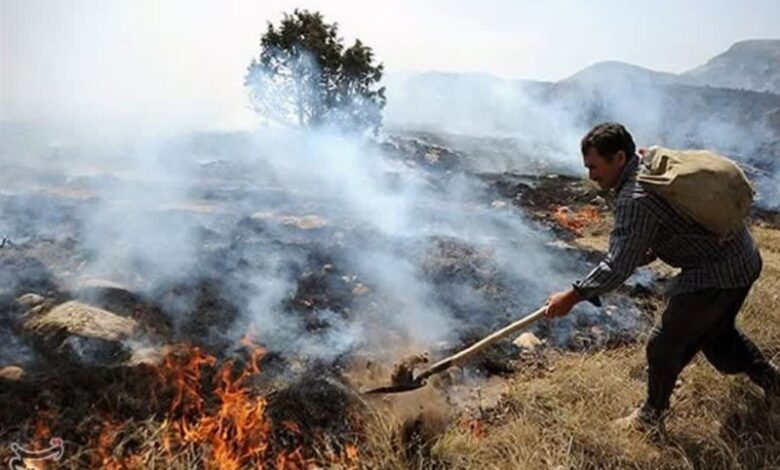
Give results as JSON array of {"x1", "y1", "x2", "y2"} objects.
[
  {"x1": 1, "y1": 129, "x2": 777, "y2": 468},
  {"x1": 684, "y1": 39, "x2": 780, "y2": 94}
]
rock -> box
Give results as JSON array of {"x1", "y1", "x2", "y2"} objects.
[
  {"x1": 72, "y1": 277, "x2": 145, "y2": 317},
  {"x1": 352, "y1": 283, "x2": 370, "y2": 296},
  {"x1": 0, "y1": 365, "x2": 25, "y2": 382},
  {"x1": 24, "y1": 300, "x2": 137, "y2": 341},
  {"x1": 23, "y1": 301, "x2": 139, "y2": 366},
  {"x1": 281, "y1": 215, "x2": 328, "y2": 230},
  {"x1": 15, "y1": 293, "x2": 45, "y2": 309},
  {"x1": 250, "y1": 212, "x2": 328, "y2": 230},
  {"x1": 513, "y1": 332, "x2": 543, "y2": 351}
]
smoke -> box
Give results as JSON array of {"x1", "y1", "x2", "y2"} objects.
[
  {"x1": 383, "y1": 71, "x2": 780, "y2": 209},
  {"x1": 383, "y1": 73, "x2": 585, "y2": 174},
  {"x1": 226, "y1": 126, "x2": 590, "y2": 360},
  {"x1": 3, "y1": 114, "x2": 606, "y2": 369},
  {"x1": 13, "y1": 52, "x2": 774, "y2": 372},
  {"x1": 756, "y1": 173, "x2": 780, "y2": 210}
]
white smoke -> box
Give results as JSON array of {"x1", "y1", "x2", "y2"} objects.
[
  {"x1": 383, "y1": 71, "x2": 780, "y2": 210},
  {"x1": 10, "y1": 47, "x2": 776, "y2": 370}
]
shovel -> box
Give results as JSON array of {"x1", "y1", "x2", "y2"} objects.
[{"x1": 363, "y1": 305, "x2": 548, "y2": 394}]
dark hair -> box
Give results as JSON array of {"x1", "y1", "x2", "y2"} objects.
[{"x1": 580, "y1": 122, "x2": 636, "y2": 161}]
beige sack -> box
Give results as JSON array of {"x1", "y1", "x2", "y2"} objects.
[{"x1": 637, "y1": 146, "x2": 754, "y2": 236}]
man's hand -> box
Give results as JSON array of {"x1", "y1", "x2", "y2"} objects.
[{"x1": 545, "y1": 288, "x2": 583, "y2": 318}]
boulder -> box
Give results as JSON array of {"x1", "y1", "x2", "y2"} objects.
[
  {"x1": 352, "y1": 283, "x2": 370, "y2": 297},
  {"x1": 0, "y1": 365, "x2": 25, "y2": 382},
  {"x1": 72, "y1": 277, "x2": 141, "y2": 315},
  {"x1": 15, "y1": 293, "x2": 45, "y2": 309},
  {"x1": 281, "y1": 215, "x2": 328, "y2": 230},
  {"x1": 512, "y1": 331, "x2": 543, "y2": 352},
  {"x1": 24, "y1": 300, "x2": 137, "y2": 341},
  {"x1": 250, "y1": 212, "x2": 329, "y2": 230},
  {"x1": 22, "y1": 301, "x2": 139, "y2": 365}
]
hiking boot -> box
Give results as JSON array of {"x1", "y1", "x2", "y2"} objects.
[{"x1": 612, "y1": 406, "x2": 666, "y2": 441}]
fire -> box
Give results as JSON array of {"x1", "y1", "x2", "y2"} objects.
[
  {"x1": 551, "y1": 205, "x2": 601, "y2": 236},
  {"x1": 459, "y1": 417, "x2": 486, "y2": 439},
  {"x1": 156, "y1": 342, "x2": 294, "y2": 469},
  {"x1": 16, "y1": 410, "x2": 60, "y2": 470},
  {"x1": 91, "y1": 415, "x2": 126, "y2": 470},
  {"x1": 32, "y1": 409, "x2": 55, "y2": 447},
  {"x1": 17, "y1": 335, "x2": 361, "y2": 468},
  {"x1": 344, "y1": 443, "x2": 359, "y2": 461}
]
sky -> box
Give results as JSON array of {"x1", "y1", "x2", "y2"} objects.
[{"x1": 1, "y1": 0, "x2": 779, "y2": 136}]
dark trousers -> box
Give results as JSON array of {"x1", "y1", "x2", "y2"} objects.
[{"x1": 643, "y1": 286, "x2": 774, "y2": 413}]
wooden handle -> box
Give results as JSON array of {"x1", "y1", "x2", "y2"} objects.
[{"x1": 417, "y1": 306, "x2": 548, "y2": 381}]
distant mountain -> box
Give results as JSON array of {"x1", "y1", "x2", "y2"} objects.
[
  {"x1": 683, "y1": 39, "x2": 780, "y2": 95},
  {"x1": 561, "y1": 60, "x2": 682, "y2": 86},
  {"x1": 383, "y1": 39, "x2": 780, "y2": 176},
  {"x1": 385, "y1": 39, "x2": 780, "y2": 121},
  {"x1": 560, "y1": 40, "x2": 780, "y2": 94}
]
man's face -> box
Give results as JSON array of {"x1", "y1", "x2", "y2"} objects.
[{"x1": 583, "y1": 147, "x2": 627, "y2": 189}]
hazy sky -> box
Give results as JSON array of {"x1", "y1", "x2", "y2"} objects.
[{"x1": 2, "y1": 0, "x2": 778, "y2": 134}]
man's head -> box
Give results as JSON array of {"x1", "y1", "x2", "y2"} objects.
[{"x1": 580, "y1": 122, "x2": 636, "y2": 189}]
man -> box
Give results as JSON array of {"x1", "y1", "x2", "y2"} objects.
[{"x1": 545, "y1": 122, "x2": 779, "y2": 435}]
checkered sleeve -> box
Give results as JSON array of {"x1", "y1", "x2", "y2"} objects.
[{"x1": 573, "y1": 196, "x2": 661, "y2": 299}]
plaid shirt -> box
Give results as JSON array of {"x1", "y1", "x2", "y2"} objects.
[{"x1": 574, "y1": 156, "x2": 763, "y2": 299}]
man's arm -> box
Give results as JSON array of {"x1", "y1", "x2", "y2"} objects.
[{"x1": 546, "y1": 196, "x2": 660, "y2": 317}]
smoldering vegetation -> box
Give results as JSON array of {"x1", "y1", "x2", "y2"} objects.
[
  {"x1": 1, "y1": 126, "x2": 651, "y2": 375},
  {"x1": 2, "y1": 66, "x2": 777, "y2": 404},
  {"x1": 2, "y1": 41, "x2": 779, "y2": 466},
  {"x1": 0, "y1": 122, "x2": 667, "y2": 467}
]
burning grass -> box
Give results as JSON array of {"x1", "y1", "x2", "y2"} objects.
[
  {"x1": 551, "y1": 205, "x2": 603, "y2": 237},
  {"x1": 7, "y1": 222, "x2": 774, "y2": 468},
  {"x1": 1, "y1": 338, "x2": 362, "y2": 469},
  {"x1": 2, "y1": 150, "x2": 777, "y2": 468}
]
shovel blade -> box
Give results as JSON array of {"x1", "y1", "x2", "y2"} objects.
[{"x1": 361, "y1": 382, "x2": 426, "y2": 394}]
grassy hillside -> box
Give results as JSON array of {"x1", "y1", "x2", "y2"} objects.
[{"x1": 362, "y1": 226, "x2": 780, "y2": 469}]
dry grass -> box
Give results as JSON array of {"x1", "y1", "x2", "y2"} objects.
[
  {"x1": 3, "y1": 228, "x2": 777, "y2": 469},
  {"x1": 361, "y1": 226, "x2": 780, "y2": 469}
]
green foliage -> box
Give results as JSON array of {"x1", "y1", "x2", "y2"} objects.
[{"x1": 245, "y1": 9, "x2": 385, "y2": 135}]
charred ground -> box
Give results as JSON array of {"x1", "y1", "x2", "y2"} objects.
[{"x1": 1, "y1": 132, "x2": 777, "y2": 469}]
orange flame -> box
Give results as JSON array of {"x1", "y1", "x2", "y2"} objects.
[
  {"x1": 91, "y1": 415, "x2": 124, "y2": 470},
  {"x1": 344, "y1": 443, "x2": 360, "y2": 465},
  {"x1": 551, "y1": 205, "x2": 601, "y2": 236},
  {"x1": 468, "y1": 420, "x2": 486, "y2": 439},
  {"x1": 153, "y1": 338, "x2": 320, "y2": 469},
  {"x1": 20, "y1": 334, "x2": 357, "y2": 469},
  {"x1": 32, "y1": 409, "x2": 55, "y2": 447}
]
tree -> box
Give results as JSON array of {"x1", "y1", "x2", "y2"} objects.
[{"x1": 244, "y1": 10, "x2": 386, "y2": 135}]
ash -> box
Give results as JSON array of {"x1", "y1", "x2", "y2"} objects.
[{"x1": 0, "y1": 129, "x2": 690, "y2": 452}]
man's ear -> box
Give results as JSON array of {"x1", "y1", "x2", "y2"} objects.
[{"x1": 615, "y1": 150, "x2": 626, "y2": 165}]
